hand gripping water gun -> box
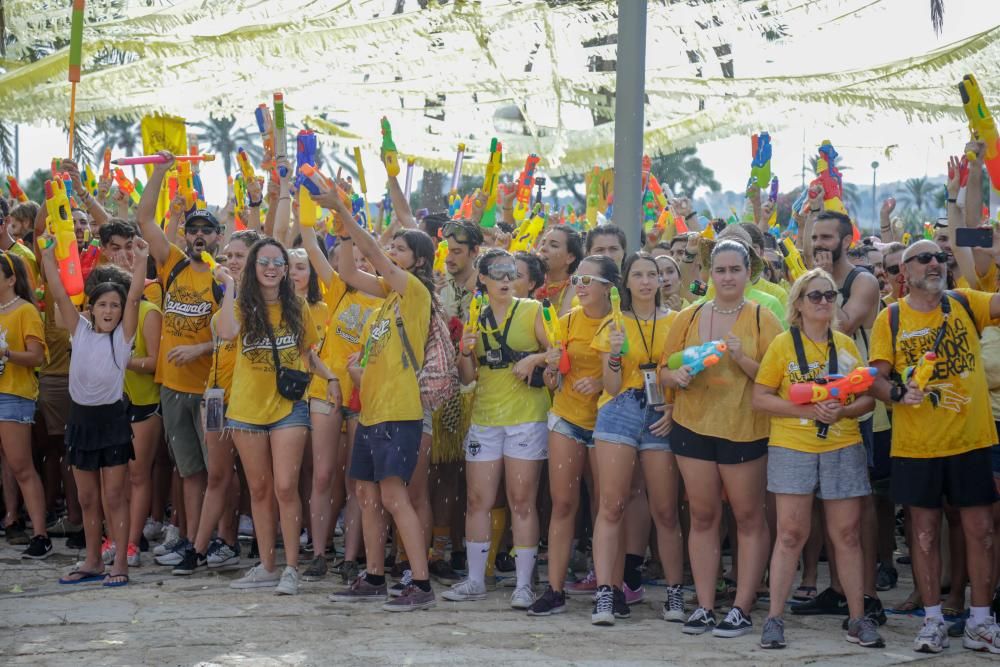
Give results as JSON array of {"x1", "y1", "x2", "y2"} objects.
[
  {"x1": 44, "y1": 179, "x2": 84, "y2": 305},
  {"x1": 237, "y1": 147, "x2": 256, "y2": 182},
  {"x1": 541, "y1": 298, "x2": 571, "y2": 374},
  {"x1": 434, "y1": 236, "x2": 449, "y2": 274},
  {"x1": 513, "y1": 154, "x2": 540, "y2": 223},
  {"x1": 176, "y1": 160, "x2": 197, "y2": 212},
  {"x1": 809, "y1": 140, "x2": 847, "y2": 215},
  {"x1": 609, "y1": 286, "x2": 629, "y2": 355},
  {"x1": 6, "y1": 175, "x2": 28, "y2": 203},
  {"x1": 112, "y1": 168, "x2": 141, "y2": 205},
  {"x1": 789, "y1": 366, "x2": 878, "y2": 438},
  {"x1": 958, "y1": 74, "x2": 1000, "y2": 191},
  {"x1": 510, "y1": 204, "x2": 546, "y2": 252},
  {"x1": 294, "y1": 130, "x2": 317, "y2": 191},
  {"x1": 586, "y1": 166, "x2": 602, "y2": 230},
  {"x1": 748, "y1": 132, "x2": 772, "y2": 190},
  {"x1": 903, "y1": 351, "x2": 939, "y2": 407},
  {"x1": 779, "y1": 237, "x2": 808, "y2": 281},
  {"x1": 667, "y1": 340, "x2": 727, "y2": 378},
  {"x1": 479, "y1": 138, "x2": 503, "y2": 228},
  {"x1": 380, "y1": 117, "x2": 400, "y2": 178},
  {"x1": 255, "y1": 104, "x2": 275, "y2": 171},
  {"x1": 466, "y1": 290, "x2": 486, "y2": 335}
]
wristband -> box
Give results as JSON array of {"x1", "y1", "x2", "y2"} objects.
[
  {"x1": 248, "y1": 198, "x2": 263, "y2": 207},
  {"x1": 947, "y1": 198, "x2": 958, "y2": 204}
]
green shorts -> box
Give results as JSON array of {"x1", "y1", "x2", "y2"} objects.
[{"x1": 161, "y1": 387, "x2": 207, "y2": 477}]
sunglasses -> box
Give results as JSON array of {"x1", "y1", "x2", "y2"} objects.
[
  {"x1": 256, "y1": 257, "x2": 287, "y2": 268},
  {"x1": 682, "y1": 250, "x2": 698, "y2": 263},
  {"x1": 885, "y1": 264, "x2": 901, "y2": 275},
  {"x1": 571, "y1": 274, "x2": 610, "y2": 287},
  {"x1": 486, "y1": 263, "x2": 518, "y2": 281},
  {"x1": 804, "y1": 290, "x2": 838, "y2": 304},
  {"x1": 904, "y1": 252, "x2": 948, "y2": 265},
  {"x1": 185, "y1": 225, "x2": 216, "y2": 236},
  {"x1": 443, "y1": 221, "x2": 473, "y2": 244}
]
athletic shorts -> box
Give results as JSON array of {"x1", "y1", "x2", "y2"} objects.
[
  {"x1": 350, "y1": 420, "x2": 423, "y2": 483},
  {"x1": 465, "y1": 422, "x2": 548, "y2": 462},
  {"x1": 592, "y1": 389, "x2": 670, "y2": 452},
  {"x1": 227, "y1": 400, "x2": 311, "y2": 434},
  {"x1": 767, "y1": 443, "x2": 871, "y2": 500},
  {"x1": 548, "y1": 413, "x2": 593, "y2": 447},
  {"x1": 670, "y1": 422, "x2": 767, "y2": 465},
  {"x1": 891, "y1": 447, "x2": 999, "y2": 509},
  {"x1": 161, "y1": 387, "x2": 207, "y2": 477},
  {"x1": 128, "y1": 402, "x2": 161, "y2": 424}
]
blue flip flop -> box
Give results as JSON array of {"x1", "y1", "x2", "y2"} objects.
[
  {"x1": 102, "y1": 573, "x2": 129, "y2": 588},
  {"x1": 59, "y1": 569, "x2": 105, "y2": 585}
]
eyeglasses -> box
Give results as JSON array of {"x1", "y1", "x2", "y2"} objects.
[
  {"x1": 185, "y1": 225, "x2": 216, "y2": 236},
  {"x1": 571, "y1": 274, "x2": 610, "y2": 287},
  {"x1": 486, "y1": 263, "x2": 518, "y2": 281},
  {"x1": 885, "y1": 264, "x2": 901, "y2": 275},
  {"x1": 804, "y1": 290, "x2": 838, "y2": 304},
  {"x1": 904, "y1": 251, "x2": 948, "y2": 265},
  {"x1": 256, "y1": 257, "x2": 287, "y2": 268},
  {"x1": 443, "y1": 221, "x2": 474, "y2": 244}
]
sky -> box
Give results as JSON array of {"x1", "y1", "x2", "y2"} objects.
[{"x1": 7, "y1": 0, "x2": 997, "y2": 210}]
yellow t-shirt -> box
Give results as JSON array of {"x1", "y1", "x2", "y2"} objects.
[
  {"x1": 306, "y1": 300, "x2": 331, "y2": 401},
  {"x1": 755, "y1": 330, "x2": 863, "y2": 453},
  {"x1": 7, "y1": 242, "x2": 38, "y2": 287},
  {"x1": 471, "y1": 297, "x2": 550, "y2": 426},
  {"x1": 551, "y1": 308, "x2": 606, "y2": 430},
  {"x1": 592, "y1": 310, "x2": 675, "y2": 409},
  {"x1": 981, "y1": 325, "x2": 1000, "y2": 420},
  {"x1": 956, "y1": 263, "x2": 999, "y2": 293},
  {"x1": 869, "y1": 289, "x2": 997, "y2": 458},
  {"x1": 156, "y1": 244, "x2": 218, "y2": 394},
  {"x1": 322, "y1": 275, "x2": 381, "y2": 401},
  {"x1": 359, "y1": 273, "x2": 430, "y2": 426},
  {"x1": 0, "y1": 301, "x2": 46, "y2": 400},
  {"x1": 207, "y1": 312, "x2": 237, "y2": 403},
  {"x1": 664, "y1": 301, "x2": 782, "y2": 442},
  {"x1": 123, "y1": 299, "x2": 162, "y2": 407},
  {"x1": 226, "y1": 300, "x2": 319, "y2": 426}
]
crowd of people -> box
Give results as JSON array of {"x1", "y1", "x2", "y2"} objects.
[{"x1": 3, "y1": 134, "x2": 1000, "y2": 656}]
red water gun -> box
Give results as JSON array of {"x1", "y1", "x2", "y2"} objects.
[
  {"x1": 6, "y1": 175, "x2": 28, "y2": 203},
  {"x1": 789, "y1": 366, "x2": 877, "y2": 438}
]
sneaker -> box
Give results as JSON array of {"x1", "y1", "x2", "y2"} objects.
[
  {"x1": 683, "y1": 607, "x2": 717, "y2": 635},
  {"x1": 334, "y1": 517, "x2": 344, "y2": 537},
  {"x1": 142, "y1": 518, "x2": 164, "y2": 542},
  {"x1": 21, "y1": 535, "x2": 53, "y2": 560},
  {"x1": 591, "y1": 585, "x2": 615, "y2": 626},
  {"x1": 429, "y1": 558, "x2": 462, "y2": 584},
  {"x1": 963, "y1": 614, "x2": 1000, "y2": 654},
  {"x1": 340, "y1": 560, "x2": 360, "y2": 585},
  {"x1": 511, "y1": 584, "x2": 535, "y2": 610},
  {"x1": 206, "y1": 541, "x2": 240, "y2": 569},
  {"x1": 760, "y1": 616, "x2": 786, "y2": 649},
  {"x1": 442, "y1": 578, "x2": 488, "y2": 602},
  {"x1": 66, "y1": 531, "x2": 86, "y2": 549},
  {"x1": 841, "y1": 595, "x2": 888, "y2": 630},
  {"x1": 662, "y1": 584, "x2": 686, "y2": 622},
  {"x1": 329, "y1": 572, "x2": 388, "y2": 602},
  {"x1": 5, "y1": 520, "x2": 28, "y2": 545},
  {"x1": 790, "y1": 586, "x2": 848, "y2": 616},
  {"x1": 495, "y1": 552, "x2": 515, "y2": 573},
  {"x1": 875, "y1": 562, "x2": 898, "y2": 592},
  {"x1": 101, "y1": 537, "x2": 116, "y2": 565},
  {"x1": 389, "y1": 569, "x2": 413, "y2": 597},
  {"x1": 275, "y1": 566, "x2": 299, "y2": 595},
  {"x1": 914, "y1": 617, "x2": 949, "y2": 653},
  {"x1": 847, "y1": 616, "x2": 885, "y2": 648},
  {"x1": 527, "y1": 586, "x2": 566, "y2": 616},
  {"x1": 46, "y1": 516, "x2": 82, "y2": 536},
  {"x1": 301, "y1": 555, "x2": 328, "y2": 582},
  {"x1": 566, "y1": 569, "x2": 597, "y2": 596},
  {"x1": 154, "y1": 538, "x2": 192, "y2": 566},
  {"x1": 450, "y1": 550, "x2": 467, "y2": 573},
  {"x1": 484, "y1": 574, "x2": 498, "y2": 592},
  {"x1": 238, "y1": 514, "x2": 254, "y2": 539},
  {"x1": 383, "y1": 584, "x2": 436, "y2": 612},
  {"x1": 153, "y1": 524, "x2": 182, "y2": 556},
  {"x1": 612, "y1": 586, "x2": 630, "y2": 619},
  {"x1": 623, "y1": 582, "x2": 644, "y2": 605},
  {"x1": 230, "y1": 564, "x2": 281, "y2": 590},
  {"x1": 126, "y1": 543, "x2": 140, "y2": 567},
  {"x1": 713, "y1": 606, "x2": 753, "y2": 638},
  {"x1": 172, "y1": 547, "x2": 206, "y2": 576}
]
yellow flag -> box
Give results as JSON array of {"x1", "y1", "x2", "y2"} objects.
[{"x1": 141, "y1": 114, "x2": 187, "y2": 225}]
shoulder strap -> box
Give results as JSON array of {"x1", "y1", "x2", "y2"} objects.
[
  {"x1": 945, "y1": 290, "x2": 979, "y2": 336},
  {"x1": 756, "y1": 302, "x2": 761, "y2": 333},
  {"x1": 261, "y1": 312, "x2": 283, "y2": 374},
  {"x1": 163, "y1": 256, "x2": 223, "y2": 305},
  {"x1": 790, "y1": 327, "x2": 838, "y2": 378},
  {"x1": 394, "y1": 300, "x2": 420, "y2": 372},
  {"x1": 888, "y1": 302, "x2": 900, "y2": 357},
  {"x1": 840, "y1": 266, "x2": 862, "y2": 305}
]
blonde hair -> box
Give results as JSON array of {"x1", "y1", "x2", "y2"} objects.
[{"x1": 786, "y1": 268, "x2": 839, "y2": 331}]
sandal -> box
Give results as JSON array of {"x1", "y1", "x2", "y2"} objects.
[
  {"x1": 888, "y1": 599, "x2": 922, "y2": 614},
  {"x1": 792, "y1": 585, "x2": 817, "y2": 602},
  {"x1": 59, "y1": 569, "x2": 105, "y2": 584},
  {"x1": 102, "y1": 573, "x2": 129, "y2": 588}
]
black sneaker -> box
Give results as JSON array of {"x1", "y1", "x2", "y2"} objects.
[
  {"x1": 66, "y1": 531, "x2": 86, "y2": 549},
  {"x1": 612, "y1": 586, "x2": 630, "y2": 619},
  {"x1": 429, "y1": 558, "x2": 462, "y2": 584},
  {"x1": 875, "y1": 562, "x2": 898, "y2": 592},
  {"x1": 842, "y1": 595, "x2": 887, "y2": 629},
  {"x1": 591, "y1": 585, "x2": 615, "y2": 626},
  {"x1": 527, "y1": 585, "x2": 567, "y2": 616},
  {"x1": 450, "y1": 550, "x2": 467, "y2": 573},
  {"x1": 713, "y1": 606, "x2": 753, "y2": 638},
  {"x1": 682, "y1": 607, "x2": 717, "y2": 635},
  {"x1": 992, "y1": 586, "x2": 1000, "y2": 619},
  {"x1": 172, "y1": 547, "x2": 206, "y2": 576},
  {"x1": 790, "y1": 586, "x2": 848, "y2": 616},
  {"x1": 22, "y1": 535, "x2": 53, "y2": 559},
  {"x1": 495, "y1": 552, "x2": 515, "y2": 573}
]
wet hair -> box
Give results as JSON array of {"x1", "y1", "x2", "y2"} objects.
[
  {"x1": 513, "y1": 251, "x2": 545, "y2": 294},
  {"x1": 448, "y1": 220, "x2": 484, "y2": 250},
  {"x1": 620, "y1": 251, "x2": 661, "y2": 312},
  {"x1": 0, "y1": 252, "x2": 35, "y2": 304},
  {"x1": 816, "y1": 210, "x2": 853, "y2": 243},
  {"x1": 421, "y1": 212, "x2": 450, "y2": 241},
  {"x1": 239, "y1": 238, "x2": 304, "y2": 354},
  {"x1": 711, "y1": 239, "x2": 750, "y2": 269},
  {"x1": 578, "y1": 254, "x2": 621, "y2": 290},
  {"x1": 585, "y1": 224, "x2": 627, "y2": 255},
  {"x1": 543, "y1": 226, "x2": 584, "y2": 274},
  {"x1": 98, "y1": 219, "x2": 137, "y2": 246},
  {"x1": 392, "y1": 228, "x2": 436, "y2": 296}
]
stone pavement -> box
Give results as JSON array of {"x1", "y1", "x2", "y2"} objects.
[{"x1": 0, "y1": 539, "x2": 996, "y2": 666}]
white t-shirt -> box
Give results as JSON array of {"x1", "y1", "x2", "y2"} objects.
[{"x1": 69, "y1": 314, "x2": 134, "y2": 406}]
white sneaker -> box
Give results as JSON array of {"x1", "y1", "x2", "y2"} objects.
[
  {"x1": 206, "y1": 540, "x2": 240, "y2": 568},
  {"x1": 511, "y1": 585, "x2": 535, "y2": 609},
  {"x1": 142, "y1": 518, "x2": 164, "y2": 542},
  {"x1": 101, "y1": 540, "x2": 117, "y2": 565},
  {"x1": 153, "y1": 524, "x2": 181, "y2": 556},
  {"x1": 442, "y1": 578, "x2": 488, "y2": 602},
  {"x1": 275, "y1": 566, "x2": 300, "y2": 596},
  {"x1": 914, "y1": 618, "x2": 949, "y2": 654},
  {"x1": 964, "y1": 614, "x2": 1000, "y2": 654},
  {"x1": 230, "y1": 564, "x2": 281, "y2": 589},
  {"x1": 238, "y1": 515, "x2": 254, "y2": 538}
]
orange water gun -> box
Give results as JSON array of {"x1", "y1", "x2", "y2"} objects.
[
  {"x1": 789, "y1": 367, "x2": 877, "y2": 438},
  {"x1": 6, "y1": 175, "x2": 28, "y2": 203}
]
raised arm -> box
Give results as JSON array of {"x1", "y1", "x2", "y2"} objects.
[
  {"x1": 879, "y1": 197, "x2": 897, "y2": 243},
  {"x1": 37, "y1": 236, "x2": 79, "y2": 333},
  {"x1": 946, "y1": 155, "x2": 978, "y2": 287},
  {"x1": 212, "y1": 266, "x2": 239, "y2": 341},
  {"x1": 300, "y1": 222, "x2": 335, "y2": 286},
  {"x1": 64, "y1": 159, "x2": 109, "y2": 229},
  {"x1": 122, "y1": 238, "x2": 149, "y2": 341},
  {"x1": 136, "y1": 151, "x2": 176, "y2": 266},
  {"x1": 386, "y1": 172, "x2": 415, "y2": 229}
]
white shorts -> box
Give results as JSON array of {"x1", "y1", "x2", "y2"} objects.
[{"x1": 465, "y1": 422, "x2": 548, "y2": 462}]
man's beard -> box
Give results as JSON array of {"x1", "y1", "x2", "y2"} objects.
[
  {"x1": 188, "y1": 240, "x2": 216, "y2": 261},
  {"x1": 912, "y1": 273, "x2": 946, "y2": 293}
]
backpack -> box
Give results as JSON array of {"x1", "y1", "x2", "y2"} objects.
[
  {"x1": 164, "y1": 257, "x2": 224, "y2": 305},
  {"x1": 395, "y1": 294, "x2": 460, "y2": 413}
]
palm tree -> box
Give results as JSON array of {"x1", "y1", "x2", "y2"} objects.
[
  {"x1": 95, "y1": 117, "x2": 140, "y2": 160},
  {"x1": 189, "y1": 116, "x2": 262, "y2": 179},
  {"x1": 897, "y1": 177, "x2": 934, "y2": 216}
]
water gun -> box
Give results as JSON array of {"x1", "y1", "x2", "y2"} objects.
[
  {"x1": 177, "y1": 160, "x2": 197, "y2": 212},
  {"x1": 101, "y1": 148, "x2": 112, "y2": 180},
  {"x1": 79, "y1": 238, "x2": 101, "y2": 282},
  {"x1": 958, "y1": 74, "x2": 1000, "y2": 191},
  {"x1": 748, "y1": 132, "x2": 772, "y2": 190},
  {"x1": 6, "y1": 175, "x2": 28, "y2": 203},
  {"x1": 273, "y1": 92, "x2": 288, "y2": 164},
  {"x1": 609, "y1": 286, "x2": 629, "y2": 354},
  {"x1": 234, "y1": 175, "x2": 247, "y2": 220},
  {"x1": 642, "y1": 188, "x2": 659, "y2": 231},
  {"x1": 237, "y1": 147, "x2": 256, "y2": 182},
  {"x1": 404, "y1": 158, "x2": 415, "y2": 200},
  {"x1": 809, "y1": 140, "x2": 847, "y2": 215},
  {"x1": 380, "y1": 117, "x2": 400, "y2": 178},
  {"x1": 903, "y1": 351, "x2": 940, "y2": 407},
  {"x1": 541, "y1": 298, "x2": 571, "y2": 374},
  {"x1": 649, "y1": 174, "x2": 670, "y2": 210},
  {"x1": 513, "y1": 154, "x2": 540, "y2": 223},
  {"x1": 449, "y1": 143, "x2": 466, "y2": 197},
  {"x1": 923, "y1": 221, "x2": 934, "y2": 240},
  {"x1": 255, "y1": 104, "x2": 275, "y2": 171},
  {"x1": 111, "y1": 155, "x2": 215, "y2": 166},
  {"x1": 479, "y1": 138, "x2": 503, "y2": 228},
  {"x1": 298, "y1": 163, "x2": 335, "y2": 197},
  {"x1": 902, "y1": 231, "x2": 912, "y2": 245},
  {"x1": 448, "y1": 194, "x2": 463, "y2": 219},
  {"x1": 779, "y1": 237, "x2": 807, "y2": 281},
  {"x1": 381, "y1": 191, "x2": 393, "y2": 229},
  {"x1": 43, "y1": 179, "x2": 84, "y2": 305},
  {"x1": 434, "y1": 237, "x2": 448, "y2": 274},
  {"x1": 766, "y1": 176, "x2": 781, "y2": 236},
  {"x1": 667, "y1": 339, "x2": 727, "y2": 379},
  {"x1": 294, "y1": 130, "x2": 317, "y2": 192},
  {"x1": 112, "y1": 168, "x2": 141, "y2": 205},
  {"x1": 465, "y1": 290, "x2": 485, "y2": 335},
  {"x1": 586, "y1": 166, "x2": 601, "y2": 229},
  {"x1": 509, "y1": 204, "x2": 545, "y2": 252},
  {"x1": 84, "y1": 164, "x2": 98, "y2": 197},
  {"x1": 789, "y1": 366, "x2": 878, "y2": 438}
]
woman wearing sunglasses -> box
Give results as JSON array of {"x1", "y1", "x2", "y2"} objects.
[
  {"x1": 446, "y1": 249, "x2": 551, "y2": 609},
  {"x1": 527, "y1": 255, "x2": 618, "y2": 616},
  {"x1": 589, "y1": 252, "x2": 681, "y2": 626},
  {"x1": 752, "y1": 268, "x2": 882, "y2": 650}
]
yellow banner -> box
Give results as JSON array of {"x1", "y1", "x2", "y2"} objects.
[{"x1": 141, "y1": 114, "x2": 187, "y2": 224}]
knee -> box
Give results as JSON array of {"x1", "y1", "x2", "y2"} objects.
[
  {"x1": 914, "y1": 526, "x2": 939, "y2": 555},
  {"x1": 776, "y1": 524, "x2": 809, "y2": 552},
  {"x1": 550, "y1": 495, "x2": 577, "y2": 522},
  {"x1": 9, "y1": 461, "x2": 35, "y2": 485},
  {"x1": 508, "y1": 494, "x2": 537, "y2": 522},
  {"x1": 964, "y1": 514, "x2": 995, "y2": 545},
  {"x1": 77, "y1": 488, "x2": 100, "y2": 510},
  {"x1": 466, "y1": 488, "x2": 493, "y2": 515},
  {"x1": 379, "y1": 485, "x2": 407, "y2": 512},
  {"x1": 247, "y1": 478, "x2": 274, "y2": 505},
  {"x1": 205, "y1": 464, "x2": 231, "y2": 490},
  {"x1": 598, "y1": 495, "x2": 628, "y2": 525},
  {"x1": 103, "y1": 484, "x2": 126, "y2": 510},
  {"x1": 650, "y1": 504, "x2": 680, "y2": 533},
  {"x1": 312, "y1": 469, "x2": 335, "y2": 493},
  {"x1": 273, "y1": 479, "x2": 299, "y2": 506}
]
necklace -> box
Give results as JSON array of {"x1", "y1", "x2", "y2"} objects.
[
  {"x1": 0, "y1": 296, "x2": 19, "y2": 311},
  {"x1": 711, "y1": 299, "x2": 745, "y2": 315},
  {"x1": 632, "y1": 307, "x2": 656, "y2": 322}
]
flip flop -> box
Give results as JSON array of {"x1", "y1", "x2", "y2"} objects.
[
  {"x1": 792, "y1": 585, "x2": 817, "y2": 602},
  {"x1": 102, "y1": 573, "x2": 129, "y2": 588},
  {"x1": 59, "y1": 569, "x2": 105, "y2": 585}
]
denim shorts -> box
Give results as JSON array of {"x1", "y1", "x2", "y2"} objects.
[
  {"x1": 593, "y1": 390, "x2": 670, "y2": 452},
  {"x1": 226, "y1": 400, "x2": 311, "y2": 434},
  {"x1": 548, "y1": 413, "x2": 593, "y2": 446},
  {"x1": 0, "y1": 393, "x2": 35, "y2": 424}
]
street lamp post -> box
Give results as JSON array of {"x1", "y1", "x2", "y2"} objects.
[{"x1": 871, "y1": 161, "x2": 879, "y2": 237}]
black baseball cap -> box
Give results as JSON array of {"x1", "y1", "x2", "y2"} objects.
[{"x1": 184, "y1": 209, "x2": 221, "y2": 230}]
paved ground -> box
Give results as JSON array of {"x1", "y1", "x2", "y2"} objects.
[{"x1": 0, "y1": 538, "x2": 996, "y2": 666}]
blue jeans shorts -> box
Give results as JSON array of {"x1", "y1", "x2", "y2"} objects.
[
  {"x1": 226, "y1": 400, "x2": 311, "y2": 434},
  {"x1": 548, "y1": 413, "x2": 594, "y2": 446},
  {"x1": 593, "y1": 390, "x2": 670, "y2": 452},
  {"x1": 0, "y1": 393, "x2": 35, "y2": 424}
]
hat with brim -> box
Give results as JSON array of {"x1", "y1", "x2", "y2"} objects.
[
  {"x1": 184, "y1": 209, "x2": 221, "y2": 230},
  {"x1": 698, "y1": 225, "x2": 765, "y2": 283}
]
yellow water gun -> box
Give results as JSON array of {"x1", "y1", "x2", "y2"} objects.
[
  {"x1": 509, "y1": 204, "x2": 546, "y2": 252},
  {"x1": 780, "y1": 237, "x2": 807, "y2": 281},
  {"x1": 959, "y1": 74, "x2": 1000, "y2": 190},
  {"x1": 177, "y1": 160, "x2": 196, "y2": 212},
  {"x1": 479, "y1": 138, "x2": 503, "y2": 228},
  {"x1": 380, "y1": 117, "x2": 400, "y2": 178},
  {"x1": 466, "y1": 290, "x2": 486, "y2": 335},
  {"x1": 44, "y1": 179, "x2": 84, "y2": 305},
  {"x1": 609, "y1": 286, "x2": 628, "y2": 354},
  {"x1": 434, "y1": 238, "x2": 448, "y2": 274}
]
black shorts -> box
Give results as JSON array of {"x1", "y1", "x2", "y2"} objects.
[
  {"x1": 670, "y1": 422, "x2": 768, "y2": 465},
  {"x1": 129, "y1": 402, "x2": 161, "y2": 423},
  {"x1": 890, "y1": 447, "x2": 999, "y2": 509},
  {"x1": 67, "y1": 443, "x2": 135, "y2": 471},
  {"x1": 349, "y1": 420, "x2": 423, "y2": 484},
  {"x1": 870, "y1": 428, "x2": 892, "y2": 482}
]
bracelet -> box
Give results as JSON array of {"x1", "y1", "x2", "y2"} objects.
[
  {"x1": 248, "y1": 198, "x2": 263, "y2": 207},
  {"x1": 947, "y1": 198, "x2": 958, "y2": 204},
  {"x1": 609, "y1": 354, "x2": 622, "y2": 363},
  {"x1": 278, "y1": 196, "x2": 290, "y2": 202},
  {"x1": 327, "y1": 377, "x2": 339, "y2": 383}
]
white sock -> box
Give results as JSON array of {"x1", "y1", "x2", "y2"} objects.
[
  {"x1": 515, "y1": 546, "x2": 538, "y2": 589},
  {"x1": 924, "y1": 604, "x2": 943, "y2": 621},
  {"x1": 971, "y1": 605, "x2": 990, "y2": 627},
  {"x1": 466, "y1": 541, "x2": 490, "y2": 587}
]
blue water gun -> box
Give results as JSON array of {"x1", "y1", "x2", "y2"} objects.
[
  {"x1": 748, "y1": 132, "x2": 772, "y2": 190},
  {"x1": 667, "y1": 340, "x2": 728, "y2": 378},
  {"x1": 295, "y1": 130, "x2": 318, "y2": 194}
]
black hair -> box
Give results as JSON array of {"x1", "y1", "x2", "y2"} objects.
[
  {"x1": 239, "y1": 238, "x2": 305, "y2": 355},
  {"x1": 585, "y1": 224, "x2": 627, "y2": 255},
  {"x1": 513, "y1": 251, "x2": 545, "y2": 294},
  {"x1": 392, "y1": 228, "x2": 436, "y2": 296},
  {"x1": 0, "y1": 198, "x2": 8, "y2": 219},
  {"x1": 0, "y1": 252, "x2": 35, "y2": 304},
  {"x1": 711, "y1": 239, "x2": 751, "y2": 269},
  {"x1": 578, "y1": 254, "x2": 621, "y2": 289},
  {"x1": 476, "y1": 248, "x2": 514, "y2": 292},
  {"x1": 543, "y1": 226, "x2": 584, "y2": 275},
  {"x1": 421, "y1": 212, "x2": 450, "y2": 241},
  {"x1": 620, "y1": 251, "x2": 661, "y2": 312},
  {"x1": 449, "y1": 220, "x2": 484, "y2": 250},
  {"x1": 669, "y1": 233, "x2": 691, "y2": 248},
  {"x1": 816, "y1": 210, "x2": 854, "y2": 243},
  {"x1": 87, "y1": 281, "x2": 129, "y2": 370},
  {"x1": 230, "y1": 229, "x2": 263, "y2": 249},
  {"x1": 739, "y1": 222, "x2": 765, "y2": 252},
  {"x1": 98, "y1": 218, "x2": 137, "y2": 246},
  {"x1": 85, "y1": 263, "x2": 131, "y2": 296}
]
